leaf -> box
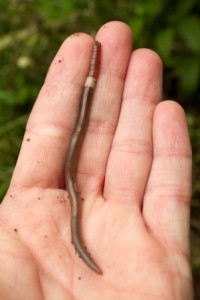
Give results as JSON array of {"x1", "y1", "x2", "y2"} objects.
[
  {"x1": 141, "y1": 0, "x2": 163, "y2": 18},
  {"x1": 129, "y1": 17, "x2": 144, "y2": 42},
  {"x1": 177, "y1": 56, "x2": 200, "y2": 94},
  {"x1": 154, "y1": 27, "x2": 175, "y2": 61},
  {"x1": 173, "y1": 0, "x2": 195, "y2": 19},
  {"x1": 178, "y1": 16, "x2": 200, "y2": 52}
]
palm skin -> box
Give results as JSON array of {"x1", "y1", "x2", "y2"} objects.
[{"x1": 0, "y1": 22, "x2": 193, "y2": 299}]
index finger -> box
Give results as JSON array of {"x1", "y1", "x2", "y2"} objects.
[{"x1": 10, "y1": 34, "x2": 94, "y2": 189}]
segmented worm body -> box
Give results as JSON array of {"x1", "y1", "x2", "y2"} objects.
[{"x1": 66, "y1": 41, "x2": 102, "y2": 274}]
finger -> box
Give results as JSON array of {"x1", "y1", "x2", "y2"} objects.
[
  {"x1": 76, "y1": 21, "x2": 133, "y2": 196},
  {"x1": 143, "y1": 101, "x2": 192, "y2": 254},
  {"x1": 10, "y1": 34, "x2": 95, "y2": 189},
  {"x1": 104, "y1": 49, "x2": 163, "y2": 206}
]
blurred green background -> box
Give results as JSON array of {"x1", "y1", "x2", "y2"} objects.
[{"x1": 0, "y1": 0, "x2": 200, "y2": 297}]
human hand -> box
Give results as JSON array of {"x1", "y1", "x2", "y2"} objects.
[{"x1": 0, "y1": 21, "x2": 193, "y2": 299}]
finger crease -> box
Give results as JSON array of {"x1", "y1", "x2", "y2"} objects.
[{"x1": 112, "y1": 138, "x2": 152, "y2": 155}]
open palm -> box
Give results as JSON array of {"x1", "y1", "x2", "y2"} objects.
[{"x1": 0, "y1": 22, "x2": 193, "y2": 300}]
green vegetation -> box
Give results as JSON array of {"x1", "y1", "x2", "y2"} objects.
[{"x1": 0, "y1": 0, "x2": 200, "y2": 295}]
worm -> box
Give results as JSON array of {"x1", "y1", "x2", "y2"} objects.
[{"x1": 66, "y1": 41, "x2": 102, "y2": 274}]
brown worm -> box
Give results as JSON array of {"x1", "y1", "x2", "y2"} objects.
[{"x1": 66, "y1": 41, "x2": 102, "y2": 274}]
